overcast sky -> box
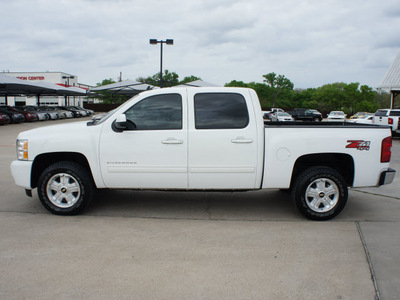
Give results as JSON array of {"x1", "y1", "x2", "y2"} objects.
[{"x1": 1, "y1": 0, "x2": 400, "y2": 89}]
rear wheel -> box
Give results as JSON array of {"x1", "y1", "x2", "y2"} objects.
[
  {"x1": 292, "y1": 167, "x2": 348, "y2": 220},
  {"x1": 38, "y1": 161, "x2": 94, "y2": 215}
]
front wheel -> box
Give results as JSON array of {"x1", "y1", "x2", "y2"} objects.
[
  {"x1": 37, "y1": 161, "x2": 95, "y2": 215},
  {"x1": 292, "y1": 167, "x2": 348, "y2": 220}
]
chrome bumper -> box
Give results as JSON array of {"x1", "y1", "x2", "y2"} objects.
[{"x1": 379, "y1": 168, "x2": 396, "y2": 186}]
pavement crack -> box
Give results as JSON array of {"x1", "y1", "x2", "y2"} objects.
[
  {"x1": 356, "y1": 221, "x2": 381, "y2": 300},
  {"x1": 352, "y1": 189, "x2": 400, "y2": 201}
]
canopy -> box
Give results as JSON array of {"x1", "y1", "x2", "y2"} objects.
[
  {"x1": 0, "y1": 74, "x2": 87, "y2": 105},
  {"x1": 90, "y1": 80, "x2": 154, "y2": 95},
  {"x1": 175, "y1": 80, "x2": 220, "y2": 88},
  {"x1": 0, "y1": 74, "x2": 54, "y2": 96}
]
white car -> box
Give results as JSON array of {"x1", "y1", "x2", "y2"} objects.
[
  {"x1": 270, "y1": 112, "x2": 294, "y2": 122},
  {"x1": 327, "y1": 111, "x2": 346, "y2": 122},
  {"x1": 347, "y1": 114, "x2": 374, "y2": 124}
]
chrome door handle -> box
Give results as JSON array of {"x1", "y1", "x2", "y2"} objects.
[
  {"x1": 162, "y1": 138, "x2": 184, "y2": 144},
  {"x1": 231, "y1": 137, "x2": 253, "y2": 144}
]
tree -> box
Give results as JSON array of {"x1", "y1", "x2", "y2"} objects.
[
  {"x1": 91, "y1": 78, "x2": 123, "y2": 104},
  {"x1": 96, "y1": 78, "x2": 116, "y2": 87},
  {"x1": 262, "y1": 72, "x2": 294, "y2": 107},
  {"x1": 137, "y1": 70, "x2": 180, "y2": 87},
  {"x1": 180, "y1": 75, "x2": 202, "y2": 84}
]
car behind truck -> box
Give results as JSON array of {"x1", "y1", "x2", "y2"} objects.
[{"x1": 11, "y1": 87, "x2": 396, "y2": 220}]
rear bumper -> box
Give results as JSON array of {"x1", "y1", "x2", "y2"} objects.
[{"x1": 379, "y1": 168, "x2": 396, "y2": 185}]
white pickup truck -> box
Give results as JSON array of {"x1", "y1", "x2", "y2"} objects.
[
  {"x1": 373, "y1": 108, "x2": 400, "y2": 137},
  {"x1": 11, "y1": 87, "x2": 396, "y2": 220}
]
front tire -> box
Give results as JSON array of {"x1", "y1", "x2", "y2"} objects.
[
  {"x1": 38, "y1": 161, "x2": 94, "y2": 215},
  {"x1": 292, "y1": 167, "x2": 348, "y2": 220}
]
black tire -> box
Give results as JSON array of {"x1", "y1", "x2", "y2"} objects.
[
  {"x1": 37, "y1": 161, "x2": 95, "y2": 215},
  {"x1": 292, "y1": 167, "x2": 348, "y2": 221}
]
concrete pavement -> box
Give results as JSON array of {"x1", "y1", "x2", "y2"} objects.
[{"x1": 0, "y1": 118, "x2": 399, "y2": 299}]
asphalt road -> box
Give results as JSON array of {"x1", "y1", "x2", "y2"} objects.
[{"x1": 1, "y1": 118, "x2": 399, "y2": 299}]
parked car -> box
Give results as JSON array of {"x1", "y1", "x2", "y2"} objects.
[
  {"x1": 262, "y1": 111, "x2": 271, "y2": 120},
  {"x1": 347, "y1": 113, "x2": 374, "y2": 124},
  {"x1": 373, "y1": 109, "x2": 400, "y2": 137},
  {"x1": 327, "y1": 111, "x2": 347, "y2": 122},
  {"x1": 43, "y1": 106, "x2": 74, "y2": 119},
  {"x1": 11, "y1": 87, "x2": 396, "y2": 220},
  {"x1": 350, "y1": 112, "x2": 368, "y2": 119},
  {"x1": 270, "y1": 112, "x2": 294, "y2": 122},
  {"x1": 289, "y1": 108, "x2": 322, "y2": 121},
  {"x1": 1, "y1": 105, "x2": 39, "y2": 122},
  {"x1": 58, "y1": 106, "x2": 83, "y2": 117},
  {"x1": 0, "y1": 107, "x2": 26, "y2": 123},
  {"x1": 20, "y1": 106, "x2": 49, "y2": 121},
  {"x1": 0, "y1": 112, "x2": 11, "y2": 125},
  {"x1": 35, "y1": 106, "x2": 59, "y2": 120},
  {"x1": 72, "y1": 106, "x2": 94, "y2": 116}
]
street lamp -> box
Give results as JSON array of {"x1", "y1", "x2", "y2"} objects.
[
  {"x1": 149, "y1": 39, "x2": 173, "y2": 88},
  {"x1": 62, "y1": 75, "x2": 75, "y2": 106}
]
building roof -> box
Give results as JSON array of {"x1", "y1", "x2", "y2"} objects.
[{"x1": 380, "y1": 50, "x2": 400, "y2": 91}]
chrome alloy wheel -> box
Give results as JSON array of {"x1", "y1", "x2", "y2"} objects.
[
  {"x1": 46, "y1": 173, "x2": 81, "y2": 208},
  {"x1": 305, "y1": 178, "x2": 339, "y2": 213}
]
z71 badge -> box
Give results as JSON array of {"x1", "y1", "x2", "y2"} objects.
[{"x1": 346, "y1": 140, "x2": 371, "y2": 151}]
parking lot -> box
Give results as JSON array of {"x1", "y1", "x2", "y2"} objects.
[{"x1": 1, "y1": 117, "x2": 399, "y2": 299}]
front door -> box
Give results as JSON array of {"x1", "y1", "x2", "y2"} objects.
[{"x1": 99, "y1": 92, "x2": 188, "y2": 189}]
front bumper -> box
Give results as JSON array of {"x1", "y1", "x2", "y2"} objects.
[
  {"x1": 10, "y1": 160, "x2": 33, "y2": 189},
  {"x1": 379, "y1": 168, "x2": 396, "y2": 186}
]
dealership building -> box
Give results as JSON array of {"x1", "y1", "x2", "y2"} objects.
[{"x1": 1, "y1": 71, "x2": 92, "y2": 106}]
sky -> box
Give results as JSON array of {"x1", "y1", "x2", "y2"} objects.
[{"x1": 1, "y1": 0, "x2": 400, "y2": 89}]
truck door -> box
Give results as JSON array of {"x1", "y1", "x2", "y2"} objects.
[
  {"x1": 187, "y1": 90, "x2": 260, "y2": 189},
  {"x1": 99, "y1": 92, "x2": 188, "y2": 189}
]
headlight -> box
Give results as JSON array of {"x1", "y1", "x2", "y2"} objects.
[{"x1": 17, "y1": 139, "x2": 28, "y2": 160}]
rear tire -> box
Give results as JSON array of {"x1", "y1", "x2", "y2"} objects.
[
  {"x1": 38, "y1": 161, "x2": 94, "y2": 215},
  {"x1": 292, "y1": 167, "x2": 348, "y2": 220}
]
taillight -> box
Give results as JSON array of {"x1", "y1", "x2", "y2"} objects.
[
  {"x1": 388, "y1": 118, "x2": 393, "y2": 125},
  {"x1": 381, "y1": 136, "x2": 392, "y2": 163}
]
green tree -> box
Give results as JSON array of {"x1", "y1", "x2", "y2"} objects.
[
  {"x1": 91, "y1": 78, "x2": 129, "y2": 104},
  {"x1": 180, "y1": 75, "x2": 202, "y2": 84},
  {"x1": 137, "y1": 70, "x2": 180, "y2": 87},
  {"x1": 262, "y1": 72, "x2": 294, "y2": 107},
  {"x1": 96, "y1": 78, "x2": 116, "y2": 87}
]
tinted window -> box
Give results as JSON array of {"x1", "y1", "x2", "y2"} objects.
[
  {"x1": 375, "y1": 110, "x2": 388, "y2": 117},
  {"x1": 194, "y1": 93, "x2": 249, "y2": 129},
  {"x1": 124, "y1": 94, "x2": 182, "y2": 130},
  {"x1": 389, "y1": 111, "x2": 400, "y2": 116}
]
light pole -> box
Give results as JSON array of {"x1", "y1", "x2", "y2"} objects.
[
  {"x1": 62, "y1": 75, "x2": 75, "y2": 105},
  {"x1": 149, "y1": 39, "x2": 173, "y2": 88}
]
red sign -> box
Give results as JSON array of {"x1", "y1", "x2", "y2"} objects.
[{"x1": 17, "y1": 76, "x2": 45, "y2": 80}]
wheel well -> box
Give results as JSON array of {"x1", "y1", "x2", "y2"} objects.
[
  {"x1": 291, "y1": 153, "x2": 354, "y2": 187},
  {"x1": 31, "y1": 152, "x2": 92, "y2": 189}
]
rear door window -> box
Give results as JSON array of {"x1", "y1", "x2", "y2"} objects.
[
  {"x1": 194, "y1": 93, "x2": 249, "y2": 129},
  {"x1": 389, "y1": 111, "x2": 400, "y2": 116}
]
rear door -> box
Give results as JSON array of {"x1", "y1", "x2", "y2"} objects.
[{"x1": 187, "y1": 89, "x2": 261, "y2": 189}]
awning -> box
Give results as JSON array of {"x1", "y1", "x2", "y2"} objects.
[
  {"x1": 175, "y1": 80, "x2": 220, "y2": 88},
  {"x1": 0, "y1": 74, "x2": 55, "y2": 96},
  {"x1": 90, "y1": 80, "x2": 154, "y2": 95}
]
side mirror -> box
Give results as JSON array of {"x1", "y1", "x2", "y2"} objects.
[{"x1": 113, "y1": 114, "x2": 127, "y2": 132}]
